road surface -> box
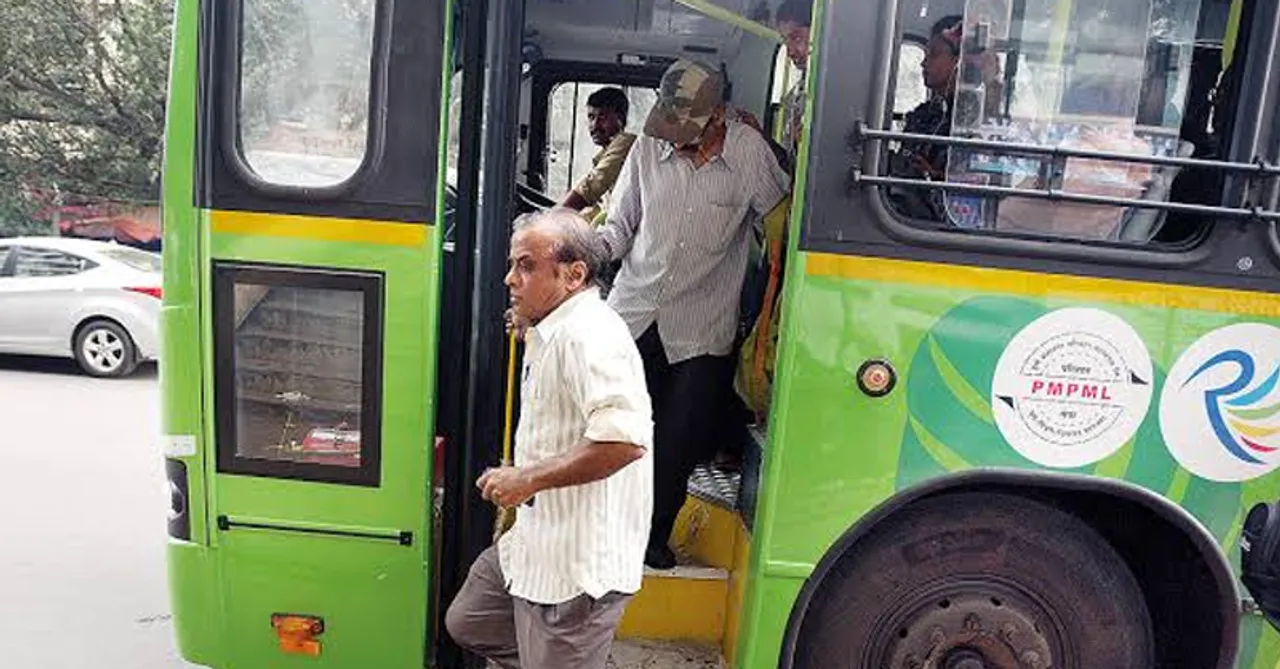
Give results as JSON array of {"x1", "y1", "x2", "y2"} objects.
[
  {"x1": 0, "y1": 356, "x2": 723, "y2": 669},
  {"x1": 0, "y1": 356, "x2": 195, "y2": 669}
]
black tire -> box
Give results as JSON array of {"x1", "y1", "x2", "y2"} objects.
[
  {"x1": 73, "y1": 319, "x2": 140, "y2": 378},
  {"x1": 793, "y1": 491, "x2": 1153, "y2": 669}
]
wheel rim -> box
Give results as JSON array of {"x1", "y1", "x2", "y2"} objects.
[
  {"x1": 82, "y1": 328, "x2": 125, "y2": 373},
  {"x1": 870, "y1": 577, "x2": 1065, "y2": 669}
]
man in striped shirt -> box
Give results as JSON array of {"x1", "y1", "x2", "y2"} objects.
[
  {"x1": 599, "y1": 59, "x2": 789, "y2": 569},
  {"x1": 445, "y1": 210, "x2": 654, "y2": 669}
]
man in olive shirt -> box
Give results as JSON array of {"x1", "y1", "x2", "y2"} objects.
[{"x1": 560, "y1": 87, "x2": 637, "y2": 225}]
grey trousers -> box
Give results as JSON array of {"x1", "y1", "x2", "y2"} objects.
[{"x1": 445, "y1": 546, "x2": 632, "y2": 669}]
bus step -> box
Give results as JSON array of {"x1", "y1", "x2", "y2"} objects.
[
  {"x1": 642, "y1": 563, "x2": 729, "y2": 581},
  {"x1": 608, "y1": 638, "x2": 724, "y2": 669}
]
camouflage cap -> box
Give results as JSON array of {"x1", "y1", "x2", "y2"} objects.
[{"x1": 644, "y1": 59, "x2": 724, "y2": 146}]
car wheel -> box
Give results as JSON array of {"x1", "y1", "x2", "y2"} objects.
[{"x1": 74, "y1": 319, "x2": 139, "y2": 378}]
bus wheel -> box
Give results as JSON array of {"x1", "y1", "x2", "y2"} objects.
[{"x1": 793, "y1": 491, "x2": 1153, "y2": 669}]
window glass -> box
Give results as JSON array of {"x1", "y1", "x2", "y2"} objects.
[
  {"x1": 546, "y1": 83, "x2": 657, "y2": 196},
  {"x1": 14, "y1": 247, "x2": 93, "y2": 277},
  {"x1": 238, "y1": 0, "x2": 377, "y2": 188},
  {"x1": 893, "y1": 41, "x2": 927, "y2": 122},
  {"x1": 0, "y1": 247, "x2": 11, "y2": 274},
  {"x1": 771, "y1": 46, "x2": 802, "y2": 105},
  {"x1": 233, "y1": 284, "x2": 365, "y2": 469},
  {"x1": 101, "y1": 247, "x2": 162, "y2": 274},
  {"x1": 886, "y1": 0, "x2": 1231, "y2": 245}
]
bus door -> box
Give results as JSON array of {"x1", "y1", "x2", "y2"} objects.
[{"x1": 191, "y1": 0, "x2": 448, "y2": 666}]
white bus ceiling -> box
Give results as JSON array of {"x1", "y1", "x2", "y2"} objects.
[
  {"x1": 526, "y1": 0, "x2": 770, "y2": 63},
  {"x1": 524, "y1": 0, "x2": 783, "y2": 113}
]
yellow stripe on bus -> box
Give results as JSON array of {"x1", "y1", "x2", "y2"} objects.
[
  {"x1": 806, "y1": 253, "x2": 1280, "y2": 318},
  {"x1": 210, "y1": 210, "x2": 429, "y2": 247}
]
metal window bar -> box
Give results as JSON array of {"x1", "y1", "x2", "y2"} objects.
[
  {"x1": 853, "y1": 121, "x2": 1280, "y2": 177},
  {"x1": 851, "y1": 171, "x2": 1280, "y2": 222}
]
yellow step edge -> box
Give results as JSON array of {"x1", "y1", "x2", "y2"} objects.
[{"x1": 619, "y1": 495, "x2": 750, "y2": 645}]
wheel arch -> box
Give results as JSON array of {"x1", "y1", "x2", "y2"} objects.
[
  {"x1": 776, "y1": 469, "x2": 1242, "y2": 669},
  {"x1": 71, "y1": 314, "x2": 133, "y2": 350}
]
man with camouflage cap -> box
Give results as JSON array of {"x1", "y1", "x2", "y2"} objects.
[{"x1": 599, "y1": 58, "x2": 789, "y2": 569}]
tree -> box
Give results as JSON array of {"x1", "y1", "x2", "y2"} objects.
[{"x1": 0, "y1": 0, "x2": 173, "y2": 236}]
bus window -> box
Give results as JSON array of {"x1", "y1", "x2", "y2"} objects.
[
  {"x1": 545, "y1": 82, "x2": 657, "y2": 196},
  {"x1": 238, "y1": 0, "x2": 377, "y2": 188},
  {"x1": 884, "y1": 0, "x2": 1237, "y2": 245}
]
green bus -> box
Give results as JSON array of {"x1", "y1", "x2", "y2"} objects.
[{"x1": 160, "y1": 0, "x2": 1280, "y2": 666}]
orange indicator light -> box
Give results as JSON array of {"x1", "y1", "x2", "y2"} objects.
[{"x1": 272, "y1": 614, "x2": 324, "y2": 657}]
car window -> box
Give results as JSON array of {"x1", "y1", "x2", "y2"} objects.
[
  {"x1": 100, "y1": 246, "x2": 162, "y2": 273},
  {"x1": 0, "y1": 247, "x2": 11, "y2": 276},
  {"x1": 14, "y1": 247, "x2": 95, "y2": 277}
]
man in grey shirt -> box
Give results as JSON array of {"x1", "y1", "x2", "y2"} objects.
[{"x1": 599, "y1": 59, "x2": 789, "y2": 569}]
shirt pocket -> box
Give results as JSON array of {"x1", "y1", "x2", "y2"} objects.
[{"x1": 689, "y1": 196, "x2": 750, "y2": 253}]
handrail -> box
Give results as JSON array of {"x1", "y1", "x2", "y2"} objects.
[
  {"x1": 854, "y1": 121, "x2": 1280, "y2": 177},
  {"x1": 851, "y1": 171, "x2": 1280, "y2": 222},
  {"x1": 673, "y1": 0, "x2": 782, "y2": 43}
]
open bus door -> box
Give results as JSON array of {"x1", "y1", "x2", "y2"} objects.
[{"x1": 164, "y1": 0, "x2": 450, "y2": 666}]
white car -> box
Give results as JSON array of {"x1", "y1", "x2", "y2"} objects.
[{"x1": 0, "y1": 237, "x2": 161, "y2": 378}]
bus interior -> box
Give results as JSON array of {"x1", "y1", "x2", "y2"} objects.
[{"x1": 434, "y1": 1, "x2": 805, "y2": 664}]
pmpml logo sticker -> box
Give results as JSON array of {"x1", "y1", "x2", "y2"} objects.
[
  {"x1": 992, "y1": 308, "x2": 1153, "y2": 468},
  {"x1": 1161, "y1": 323, "x2": 1280, "y2": 482}
]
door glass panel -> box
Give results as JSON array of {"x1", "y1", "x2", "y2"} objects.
[
  {"x1": 215, "y1": 264, "x2": 383, "y2": 486},
  {"x1": 234, "y1": 284, "x2": 365, "y2": 468},
  {"x1": 238, "y1": 0, "x2": 378, "y2": 188}
]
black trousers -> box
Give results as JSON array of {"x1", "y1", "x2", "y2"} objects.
[{"x1": 635, "y1": 325, "x2": 733, "y2": 552}]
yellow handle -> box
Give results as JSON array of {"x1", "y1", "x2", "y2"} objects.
[
  {"x1": 501, "y1": 331, "x2": 518, "y2": 466},
  {"x1": 493, "y1": 330, "x2": 520, "y2": 542}
]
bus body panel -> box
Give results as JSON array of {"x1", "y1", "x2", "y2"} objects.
[
  {"x1": 163, "y1": 0, "x2": 449, "y2": 665},
  {"x1": 742, "y1": 250, "x2": 1280, "y2": 667}
]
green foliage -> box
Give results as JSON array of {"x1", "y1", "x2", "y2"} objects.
[{"x1": 0, "y1": 0, "x2": 174, "y2": 233}]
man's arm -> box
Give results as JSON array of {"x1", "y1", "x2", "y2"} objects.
[
  {"x1": 596, "y1": 140, "x2": 644, "y2": 261},
  {"x1": 560, "y1": 190, "x2": 591, "y2": 211},
  {"x1": 478, "y1": 330, "x2": 652, "y2": 508},
  {"x1": 478, "y1": 440, "x2": 643, "y2": 506},
  {"x1": 561, "y1": 134, "x2": 635, "y2": 211},
  {"x1": 744, "y1": 129, "x2": 791, "y2": 217}
]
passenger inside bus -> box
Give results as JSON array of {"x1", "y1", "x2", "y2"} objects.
[
  {"x1": 773, "y1": 0, "x2": 811, "y2": 172},
  {"x1": 886, "y1": 15, "x2": 966, "y2": 222},
  {"x1": 557, "y1": 87, "x2": 637, "y2": 226}
]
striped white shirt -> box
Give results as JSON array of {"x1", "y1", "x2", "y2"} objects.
[
  {"x1": 497, "y1": 288, "x2": 654, "y2": 605},
  {"x1": 600, "y1": 121, "x2": 789, "y2": 363}
]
